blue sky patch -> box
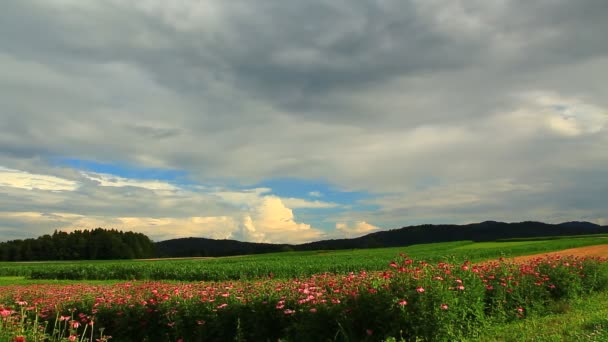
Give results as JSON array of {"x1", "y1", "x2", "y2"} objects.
[{"x1": 53, "y1": 158, "x2": 190, "y2": 183}]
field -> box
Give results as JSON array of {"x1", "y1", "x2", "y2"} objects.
[
  {"x1": 1, "y1": 237, "x2": 606, "y2": 282},
  {"x1": 1, "y1": 237, "x2": 608, "y2": 341}
]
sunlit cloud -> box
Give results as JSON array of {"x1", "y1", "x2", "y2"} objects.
[
  {"x1": 335, "y1": 221, "x2": 380, "y2": 238},
  {"x1": 82, "y1": 172, "x2": 179, "y2": 191},
  {"x1": 0, "y1": 167, "x2": 79, "y2": 191}
]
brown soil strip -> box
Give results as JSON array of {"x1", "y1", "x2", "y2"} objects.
[{"x1": 502, "y1": 244, "x2": 608, "y2": 264}]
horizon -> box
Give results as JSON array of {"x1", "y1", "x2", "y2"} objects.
[
  {"x1": 1, "y1": 219, "x2": 604, "y2": 244},
  {"x1": 1, "y1": 1, "x2": 607, "y2": 243}
]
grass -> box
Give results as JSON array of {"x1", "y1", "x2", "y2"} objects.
[
  {"x1": 466, "y1": 290, "x2": 608, "y2": 341},
  {"x1": 2, "y1": 238, "x2": 608, "y2": 341},
  {"x1": 453, "y1": 241, "x2": 547, "y2": 250},
  {"x1": 497, "y1": 233, "x2": 608, "y2": 242},
  {"x1": 0, "y1": 238, "x2": 606, "y2": 281},
  {"x1": 0, "y1": 276, "x2": 118, "y2": 286},
  {"x1": 2, "y1": 254, "x2": 607, "y2": 341}
]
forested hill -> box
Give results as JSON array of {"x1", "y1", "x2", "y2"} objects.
[
  {"x1": 0, "y1": 228, "x2": 155, "y2": 261},
  {"x1": 158, "y1": 221, "x2": 608, "y2": 257},
  {"x1": 295, "y1": 221, "x2": 608, "y2": 250},
  {"x1": 155, "y1": 237, "x2": 292, "y2": 257},
  {"x1": 2, "y1": 221, "x2": 607, "y2": 261}
]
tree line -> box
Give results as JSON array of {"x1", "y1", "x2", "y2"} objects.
[
  {"x1": 0, "y1": 228, "x2": 155, "y2": 261},
  {"x1": 2, "y1": 221, "x2": 607, "y2": 261}
]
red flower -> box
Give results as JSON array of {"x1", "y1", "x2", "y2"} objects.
[
  {"x1": 13, "y1": 337, "x2": 26, "y2": 342},
  {"x1": 398, "y1": 299, "x2": 407, "y2": 306},
  {"x1": 440, "y1": 304, "x2": 449, "y2": 310},
  {"x1": 416, "y1": 286, "x2": 425, "y2": 293}
]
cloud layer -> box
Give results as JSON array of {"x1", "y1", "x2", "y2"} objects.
[{"x1": 1, "y1": 0, "x2": 607, "y2": 242}]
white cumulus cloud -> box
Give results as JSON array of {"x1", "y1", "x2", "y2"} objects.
[{"x1": 0, "y1": 167, "x2": 79, "y2": 191}]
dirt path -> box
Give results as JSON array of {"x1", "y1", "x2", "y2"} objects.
[{"x1": 504, "y1": 244, "x2": 608, "y2": 264}]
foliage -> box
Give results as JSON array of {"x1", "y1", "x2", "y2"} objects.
[
  {"x1": 0, "y1": 228, "x2": 155, "y2": 261},
  {"x1": 463, "y1": 289, "x2": 608, "y2": 341},
  {"x1": 0, "y1": 238, "x2": 606, "y2": 281},
  {"x1": 1, "y1": 254, "x2": 607, "y2": 341},
  {"x1": 158, "y1": 221, "x2": 608, "y2": 257}
]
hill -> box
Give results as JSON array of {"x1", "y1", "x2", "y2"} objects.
[
  {"x1": 155, "y1": 237, "x2": 291, "y2": 257},
  {"x1": 158, "y1": 221, "x2": 608, "y2": 257}
]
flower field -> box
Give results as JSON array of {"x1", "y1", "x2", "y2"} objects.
[{"x1": 1, "y1": 253, "x2": 608, "y2": 342}]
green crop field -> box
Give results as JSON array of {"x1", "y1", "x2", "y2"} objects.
[
  {"x1": 453, "y1": 240, "x2": 547, "y2": 249},
  {"x1": 1, "y1": 237, "x2": 608, "y2": 341},
  {"x1": 0, "y1": 236, "x2": 606, "y2": 282}
]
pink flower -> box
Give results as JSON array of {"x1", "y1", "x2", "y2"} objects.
[
  {"x1": 440, "y1": 304, "x2": 449, "y2": 310},
  {"x1": 284, "y1": 309, "x2": 295, "y2": 315},
  {"x1": 517, "y1": 307, "x2": 524, "y2": 313},
  {"x1": 68, "y1": 335, "x2": 77, "y2": 341},
  {"x1": 398, "y1": 299, "x2": 407, "y2": 306},
  {"x1": 416, "y1": 286, "x2": 425, "y2": 293},
  {"x1": 309, "y1": 308, "x2": 317, "y2": 313}
]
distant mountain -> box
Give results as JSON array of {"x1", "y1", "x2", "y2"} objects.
[
  {"x1": 157, "y1": 221, "x2": 608, "y2": 257},
  {"x1": 156, "y1": 237, "x2": 292, "y2": 257},
  {"x1": 558, "y1": 221, "x2": 601, "y2": 229}
]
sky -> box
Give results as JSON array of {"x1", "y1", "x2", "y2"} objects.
[{"x1": 1, "y1": 0, "x2": 607, "y2": 243}]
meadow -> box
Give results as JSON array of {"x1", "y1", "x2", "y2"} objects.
[
  {"x1": 1, "y1": 237, "x2": 607, "y2": 341},
  {"x1": 0, "y1": 236, "x2": 606, "y2": 282}
]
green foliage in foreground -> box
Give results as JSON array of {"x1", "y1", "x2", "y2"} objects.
[
  {"x1": 0, "y1": 237, "x2": 606, "y2": 281},
  {"x1": 1, "y1": 255, "x2": 607, "y2": 341},
  {"x1": 464, "y1": 290, "x2": 608, "y2": 341}
]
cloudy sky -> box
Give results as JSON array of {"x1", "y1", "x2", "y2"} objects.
[{"x1": 1, "y1": 0, "x2": 607, "y2": 243}]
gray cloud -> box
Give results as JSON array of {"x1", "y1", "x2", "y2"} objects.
[{"x1": 1, "y1": 0, "x2": 607, "y2": 240}]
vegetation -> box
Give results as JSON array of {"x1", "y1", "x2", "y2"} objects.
[
  {"x1": 2, "y1": 228, "x2": 608, "y2": 341},
  {"x1": 1, "y1": 254, "x2": 607, "y2": 341},
  {"x1": 1, "y1": 221, "x2": 606, "y2": 262},
  {"x1": 465, "y1": 290, "x2": 608, "y2": 341},
  {"x1": 158, "y1": 221, "x2": 608, "y2": 257},
  {"x1": 0, "y1": 228, "x2": 156, "y2": 261},
  {"x1": 1, "y1": 238, "x2": 607, "y2": 281}
]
